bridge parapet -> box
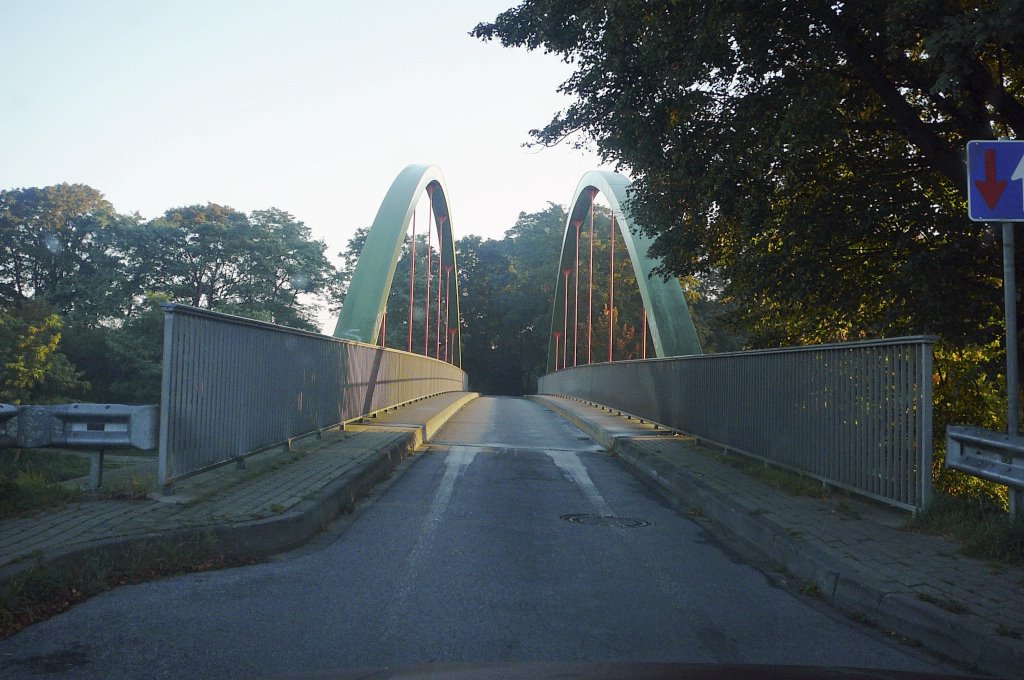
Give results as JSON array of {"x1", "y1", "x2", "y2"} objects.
[
  {"x1": 539, "y1": 336, "x2": 936, "y2": 512},
  {"x1": 158, "y1": 303, "x2": 467, "y2": 491}
]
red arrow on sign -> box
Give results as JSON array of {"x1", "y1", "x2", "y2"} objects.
[{"x1": 976, "y1": 148, "x2": 1008, "y2": 209}]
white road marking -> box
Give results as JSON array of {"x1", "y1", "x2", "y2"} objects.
[
  {"x1": 545, "y1": 450, "x2": 612, "y2": 514},
  {"x1": 389, "y1": 446, "x2": 477, "y2": 612}
]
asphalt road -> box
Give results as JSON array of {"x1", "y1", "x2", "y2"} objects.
[{"x1": 0, "y1": 397, "x2": 958, "y2": 678}]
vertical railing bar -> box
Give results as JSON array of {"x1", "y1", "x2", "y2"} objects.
[
  {"x1": 190, "y1": 314, "x2": 205, "y2": 476},
  {"x1": 786, "y1": 352, "x2": 793, "y2": 470},
  {"x1": 198, "y1": 315, "x2": 213, "y2": 474},
  {"x1": 893, "y1": 345, "x2": 901, "y2": 503},
  {"x1": 852, "y1": 347, "x2": 860, "y2": 492},
  {"x1": 860, "y1": 345, "x2": 869, "y2": 493},
  {"x1": 801, "y1": 351, "x2": 809, "y2": 474},
  {"x1": 880, "y1": 345, "x2": 890, "y2": 501},
  {"x1": 768, "y1": 352, "x2": 776, "y2": 464},
  {"x1": 826, "y1": 348, "x2": 835, "y2": 484},
  {"x1": 850, "y1": 347, "x2": 858, "y2": 490},
  {"x1": 206, "y1": 317, "x2": 221, "y2": 464},
  {"x1": 889, "y1": 345, "x2": 897, "y2": 501},
  {"x1": 157, "y1": 308, "x2": 175, "y2": 487},
  {"x1": 815, "y1": 349, "x2": 822, "y2": 480},
  {"x1": 227, "y1": 322, "x2": 240, "y2": 457},
  {"x1": 834, "y1": 348, "x2": 843, "y2": 486},
  {"x1": 885, "y1": 345, "x2": 893, "y2": 500},
  {"x1": 238, "y1": 322, "x2": 252, "y2": 453},
  {"x1": 839, "y1": 347, "x2": 849, "y2": 487},
  {"x1": 215, "y1": 319, "x2": 230, "y2": 463},
  {"x1": 182, "y1": 314, "x2": 199, "y2": 477},
  {"x1": 808, "y1": 349, "x2": 815, "y2": 476},
  {"x1": 878, "y1": 344, "x2": 887, "y2": 498},
  {"x1": 909, "y1": 344, "x2": 918, "y2": 507},
  {"x1": 867, "y1": 344, "x2": 878, "y2": 497},
  {"x1": 176, "y1": 313, "x2": 191, "y2": 480},
  {"x1": 827, "y1": 348, "x2": 836, "y2": 482},
  {"x1": 841, "y1": 347, "x2": 849, "y2": 488},
  {"x1": 919, "y1": 342, "x2": 934, "y2": 509},
  {"x1": 905, "y1": 346, "x2": 913, "y2": 503},
  {"x1": 827, "y1": 348, "x2": 835, "y2": 479}
]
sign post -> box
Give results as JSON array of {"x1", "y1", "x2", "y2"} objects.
[{"x1": 968, "y1": 139, "x2": 1024, "y2": 515}]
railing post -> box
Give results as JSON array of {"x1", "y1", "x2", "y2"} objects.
[
  {"x1": 157, "y1": 304, "x2": 175, "y2": 493},
  {"x1": 918, "y1": 339, "x2": 934, "y2": 512}
]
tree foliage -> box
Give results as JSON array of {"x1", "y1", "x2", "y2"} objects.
[
  {"x1": 0, "y1": 301, "x2": 87, "y2": 404},
  {"x1": 473, "y1": 0, "x2": 1023, "y2": 347},
  {"x1": 0, "y1": 184, "x2": 136, "y2": 324},
  {"x1": 137, "y1": 204, "x2": 336, "y2": 331},
  {"x1": 0, "y1": 185, "x2": 339, "y2": 403},
  {"x1": 474, "y1": 1, "x2": 1024, "y2": 502}
]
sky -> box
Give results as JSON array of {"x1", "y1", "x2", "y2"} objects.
[{"x1": 1, "y1": 0, "x2": 608, "y2": 255}]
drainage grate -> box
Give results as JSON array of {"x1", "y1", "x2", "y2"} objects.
[{"x1": 560, "y1": 513, "x2": 653, "y2": 528}]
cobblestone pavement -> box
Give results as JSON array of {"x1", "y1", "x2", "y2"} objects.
[
  {"x1": 532, "y1": 395, "x2": 1024, "y2": 679},
  {"x1": 0, "y1": 392, "x2": 476, "y2": 580}
]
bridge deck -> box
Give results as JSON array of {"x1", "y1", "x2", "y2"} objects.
[{"x1": 533, "y1": 395, "x2": 1024, "y2": 677}]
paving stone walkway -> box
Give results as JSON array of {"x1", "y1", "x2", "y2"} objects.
[{"x1": 0, "y1": 392, "x2": 474, "y2": 579}]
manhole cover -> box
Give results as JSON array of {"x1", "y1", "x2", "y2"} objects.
[{"x1": 560, "y1": 513, "x2": 653, "y2": 528}]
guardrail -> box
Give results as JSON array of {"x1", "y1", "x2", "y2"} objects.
[
  {"x1": 0, "y1": 403, "x2": 158, "y2": 489},
  {"x1": 946, "y1": 426, "x2": 1024, "y2": 516},
  {"x1": 539, "y1": 336, "x2": 936, "y2": 512},
  {"x1": 159, "y1": 303, "x2": 467, "y2": 490}
]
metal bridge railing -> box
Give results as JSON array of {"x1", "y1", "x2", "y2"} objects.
[
  {"x1": 539, "y1": 336, "x2": 936, "y2": 512},
  {"x1": 158, "y1": 303, "x2": 467, "y2": 489}
]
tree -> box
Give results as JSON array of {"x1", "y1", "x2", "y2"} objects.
[
  {"x1": 0, "y1": 301, "x2": 87, "y2": 404},
  {"x1": 0, "y1": 184, "x2": 134, "y2": 325},
  {"x1": 143, "y1": 203, "x2": 253, "y2": 310},
  {"x1": 61, "y1": 293, "x2": 167, "y2": 404},
  {"x1": 477, "y1": 2, "x2": 1024, "y2": 503},
  {"x1": 457, "y1": 203, "x2": 576, "y2": 394},
  {"x1": 456, "y1": 234, "x2": 518, "y2": 393},
  {"x1": 139, "y1": 204, "x2": 337, "y2": 331},
  {"x1": 472, "y1": 1, "x2": 1023, "y2": 348},
  {"x1": 235, "y1": 208, "x2": 338, "y2": 330}
]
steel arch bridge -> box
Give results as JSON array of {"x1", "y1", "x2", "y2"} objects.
[
  {"x1": 333, "y1": 164, "x2": 463, "y2": 367},
  {"x1": 333, "y1": 165, "x2": 700, "y2": 373},
  {"x1": 547, "y1": 170, "x2": 702, "y2": 372}
]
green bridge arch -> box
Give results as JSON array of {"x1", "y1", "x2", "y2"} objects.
[
  {"x1": 548, "y1": 170, "x2": 702, "y2": 372},
  {"x1": 333, "y1": 164, "x2": 462, "y2": 367}
]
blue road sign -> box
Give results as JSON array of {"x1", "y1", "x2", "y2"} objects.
[{"x1": 968, "y1": 140, "x2": 1024, "y2": 221}]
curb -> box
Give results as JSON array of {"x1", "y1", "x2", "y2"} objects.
[
  {"x1": 0, "y1": 393, "x2": 479, "y2": 594},
  {"x1": 531, "y1": 395, "x2": 1023, "y2": 678}
]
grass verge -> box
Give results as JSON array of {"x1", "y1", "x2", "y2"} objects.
[
  {"x1": 0, "y1": 449, "x2": 158, "y2": 517},
  {"x1": 707, "y1": 448, "x2": 1024, "y2": 564},
  {"x1": 709, "y1": 450, "x2": 828, "y2": 498},
  {"x1": 0, "y1": 533, "x2": 260, "y2": 640},
  {"x1": 906, "y1": 493, "x2": 1024, "y2": 564},
  {"x1": 0, "y1": 450, "x2": 83, "y2": 518}
]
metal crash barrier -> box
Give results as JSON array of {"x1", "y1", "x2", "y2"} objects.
[
  {"x1": 539, "y1": 336, "x2": 935, "y2": 512},
  {"x1": 0, "y1": 404, "x2": 16, "y2": 449},
  {"x1": 946, "y1": 426, "x2": 1024, "y2": 514},
  {"x1": 0, "y1": 403, "x2": 159, "y2": 489},
  {"x1": 158, "y1": 304, "x2": 467, "y2": 491}
]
